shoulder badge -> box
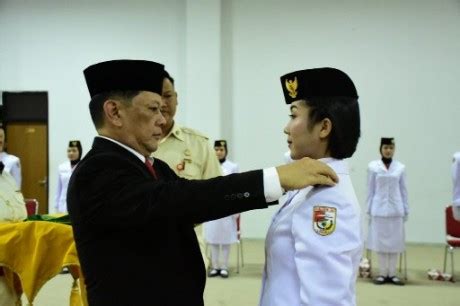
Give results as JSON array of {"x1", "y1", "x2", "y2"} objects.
[
  {"x1": 313, "y1": 206, "x2": 336, "y2": 236},
  {"x1": 285, "y1": 77, "x2": 298, "y2": 98}
]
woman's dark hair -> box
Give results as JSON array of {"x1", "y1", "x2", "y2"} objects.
[
  {"x1": 304, "y1": 96, "x2": 360, "y2": 159},
  {"x1": 89, "y1": 90, "x2": 140, "y2": 129}
]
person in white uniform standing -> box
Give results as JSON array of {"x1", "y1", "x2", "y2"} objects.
[
  {"x1": 204, "y1": 140, "x2": 239, "y2": 278},
  {"x1": 0, "y1": 127, "x2": 22, "y2": 188},
  {"x1": 259, "y1": 68, "x2": 362, "y2": 306},
  {"x1": 367, "y1": 137, "x2": 408, "y2": 285},
  {"x1": 452, "y1": 152, "x2": 460, "y2": 221},
  {"x1": 55, "y1": 140, "x2": 82, "y2": 213}
]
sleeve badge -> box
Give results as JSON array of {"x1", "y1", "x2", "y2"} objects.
[{"x1": 313, "y1": 206, "x2": 336, "y2": 236}]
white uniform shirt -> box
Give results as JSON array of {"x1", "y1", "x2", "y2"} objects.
[
  {"x1": 366, "y1": 160, "x2": 409, "y2": 218},
  {"x1": 204, "y1": 160, "x2": 239, "y2": 244},
  {"x1": 0, "y1": 152, "x2": 21, "y2": 188},
  {"x1": 259, "y1": 159, "x2": 362, "y2": 306},
  {"x1": 55, "y1": 161, "x2": 75, "y2": 213},
  {"x1": 452, "y1": 152, "x2": 460, "y2": 220}
]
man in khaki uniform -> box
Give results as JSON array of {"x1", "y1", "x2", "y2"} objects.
[{"x1": 153, "y1": 71, "x2": 222, "y2": 269}]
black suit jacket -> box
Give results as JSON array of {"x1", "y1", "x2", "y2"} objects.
[{"x1": 67, "y1": 137, "x2": 269, "y2": 306}]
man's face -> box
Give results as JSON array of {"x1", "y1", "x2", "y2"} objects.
[
  {"x1": 0, "y1": 129, "x2": 5, "y2": 152},
  {"x1": 161, "y1": 78, "x2": 178, "y2": 131},
  {"x1": 120, "y1": 91, "x2": 166, "y2": 156}
]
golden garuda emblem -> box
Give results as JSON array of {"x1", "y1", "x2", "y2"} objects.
[{"x1": 285, "y1": 77, "x2": 298, "y2": 98}]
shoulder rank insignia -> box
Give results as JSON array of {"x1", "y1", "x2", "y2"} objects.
[
  {"x1": 285, "y1": 76, "x2": 298, "y2": 98},
  {"x1": 313, "y1": 206, "x2": 336, "y2": 236}
]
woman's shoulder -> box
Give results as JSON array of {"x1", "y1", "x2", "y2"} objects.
[
  {"x1": 225, "y1": 160, "x2": 239, "y2": 170},
  {"x1": 453, "y1": 152, "x2": 460, "y2": 162},
  {"x1": 392, "y1": 160, "x2": 406, "y2": 170},
  {"x1": 2, "y1": 152, "x2": 20, "y2": 163},
  {"x1": 58, "y1": 161, "x2": 70, "y2": 170},
  {"x1": 368, "y1": 160, "x2": 381, "y2": 169},
  {"x1": 303, "y1": 177, "x2": 357, "y2": 209}
]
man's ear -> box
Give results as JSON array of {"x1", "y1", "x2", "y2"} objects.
[
  {"x1": 319, "y1": 118, "x2": 332, "y2": 139},
  {"x1": 102, "y1": 99, "x2": 123, "y2": 127}
]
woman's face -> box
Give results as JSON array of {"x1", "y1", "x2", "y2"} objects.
[
  {"x1": 381, "y1": 144, "x2": 395, "y2": 159},
  {"x1": 67, "y1": 147, "x2": 80, "y2": 161},
  {"x1": 284, "y1": 100, "x2": 330, "y2": 160},
  {"x1": 214, "y1": 147, "x2": 227, "y2": 160}
]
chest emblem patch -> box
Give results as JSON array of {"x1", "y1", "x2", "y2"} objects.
[{"x1": 313, "y1": 206, "x2": 336, "y2": 236}]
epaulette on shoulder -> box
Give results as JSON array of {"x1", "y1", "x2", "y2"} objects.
[{"x1": 181, "y1": 127, "x2": 209, "y2": 140}]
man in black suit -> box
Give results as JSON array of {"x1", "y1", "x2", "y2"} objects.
[{"x1": 68, "y1": 59, "x2": 338, "y2": 306}]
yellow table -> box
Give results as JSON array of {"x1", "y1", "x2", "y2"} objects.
[{"x1": 0, "y1": 221, "x2": 87, "y2": 306}]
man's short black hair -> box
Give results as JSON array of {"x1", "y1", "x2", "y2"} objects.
[
  {"x1": 164, "y1": 70, "x2": 175, "y2": 85},
  {"x1": 304, "y1": 96, "x2": 360, "y2": 159},
  {"x1": 89, "y1": 90, "x2": 140, "y2": 129}
]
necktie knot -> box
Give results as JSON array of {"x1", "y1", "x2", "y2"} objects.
[{"x1": 145, "y1": 158, "x2": 158, "y2": 179}]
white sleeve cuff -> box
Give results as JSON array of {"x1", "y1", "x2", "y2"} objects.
[{"x1": 263, "y1": 167, "x2": 283, "y2": 203}]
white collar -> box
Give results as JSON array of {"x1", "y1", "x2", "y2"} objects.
[{"x1": 97, "y1": 136, "x2": 146, "y2": 163}]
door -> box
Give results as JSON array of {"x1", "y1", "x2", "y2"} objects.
[{"x1": 6, "y1": 123, "x2": 48, "y2": 214}]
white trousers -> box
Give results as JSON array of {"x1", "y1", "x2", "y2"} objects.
[
  {"x1": 210, "y1": 244, "x2": 231, "y2": 269},
  {"x1": 377, "y1": 252, "x2": 398, "y2": 277}
]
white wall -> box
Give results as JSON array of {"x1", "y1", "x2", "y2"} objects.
[
  {"x1": 0, "y1": 0, "x2": 187, "y2": 211},
  {"x1": 228, "y1": 0, "x2": 460, "y2": 243},
  {"x1": 1, "y1": 0, "x2": 459, "y2": 243}
]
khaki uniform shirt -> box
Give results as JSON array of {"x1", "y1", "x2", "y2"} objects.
[
  {"x1": 0, "y1": 171, "x2": 27, "y2": 222},
  {"x1": 153, "y1": 122, "x2": 222, "y2": 180},
  {"x1": 152, "y1": 122, "x2": 222, "y2": 269}
]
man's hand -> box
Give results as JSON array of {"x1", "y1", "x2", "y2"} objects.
[{"x1": 276, "y1": 157, "x2": 338, "y2": 191}]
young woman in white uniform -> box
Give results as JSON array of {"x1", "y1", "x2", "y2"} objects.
[
  {"x1": 452, "y1": 152, "x2": 460, "y2": 221},
  {"x1": 367, "y1": 138, "x2": 408, "y2": 285},
  {"x1": 55, "y1": 140, "x2": 82, "y2": 213},
  {"x1": 259, "y1": 68, "x2": 362, "y2": 306},
  {"x1": 204, "y1": 140, "x2": 239, "y2": 278}
]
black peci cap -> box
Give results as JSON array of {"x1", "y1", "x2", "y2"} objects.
[
  {"x1": 280, "y1": 67, "x2": 358, "y2": 104},
  {"x1": 84, "y1": 60, "x2": 165, "y2": 98}
]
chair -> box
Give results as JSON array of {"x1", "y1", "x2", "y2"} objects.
[
  {"x1": 24, "y1": 199, "x2": 39, "y2": 216},
  {"x1": 398, "y1": 250, "x2": 408, "y2": 281},
  {"x1": 235, "y1": 215, "x2": 244, "y2": 273},
  {"x1": 443, "y1": 205, "x2": 460, "y2": 282}
]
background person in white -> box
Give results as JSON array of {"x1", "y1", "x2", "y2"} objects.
[
  {"x1": 0, "y1": 127, "x2": 22, "y2": 188},
  {"x1": 55, "y1": 140, "x2": 82, "y2": 213},
  {"x1": 259, "y1": 68, "x2": 362, "y2": 306},
  {"x1": 367, "y1": 137, "x2": 408, "y2": 285},
  {"x1": 452, "y1": 152, "x2": 460, "y2": 221},
  {"x1": 204, "y1": 140, "x2": 239, "y2": 278}
]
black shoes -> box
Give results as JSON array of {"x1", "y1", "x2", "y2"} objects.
[
  {"x1": 373, "y1": 275, "x2": 405, "y2": 286},
  {"x1": 387, "y1": 276, "x2": 405, "y2": 286},
  {"x1": 208, "y1": 268, "x2": 230, "y2": 278},
  {"x1": 373, "y1": 275, "x2": 386, "y2": 285},
  {"x1": 208, "y1": 269, "x2": 220, "y2": 277},
  {"x1": 220, "y1": 269, "x2": 229, "y2": 278}
]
